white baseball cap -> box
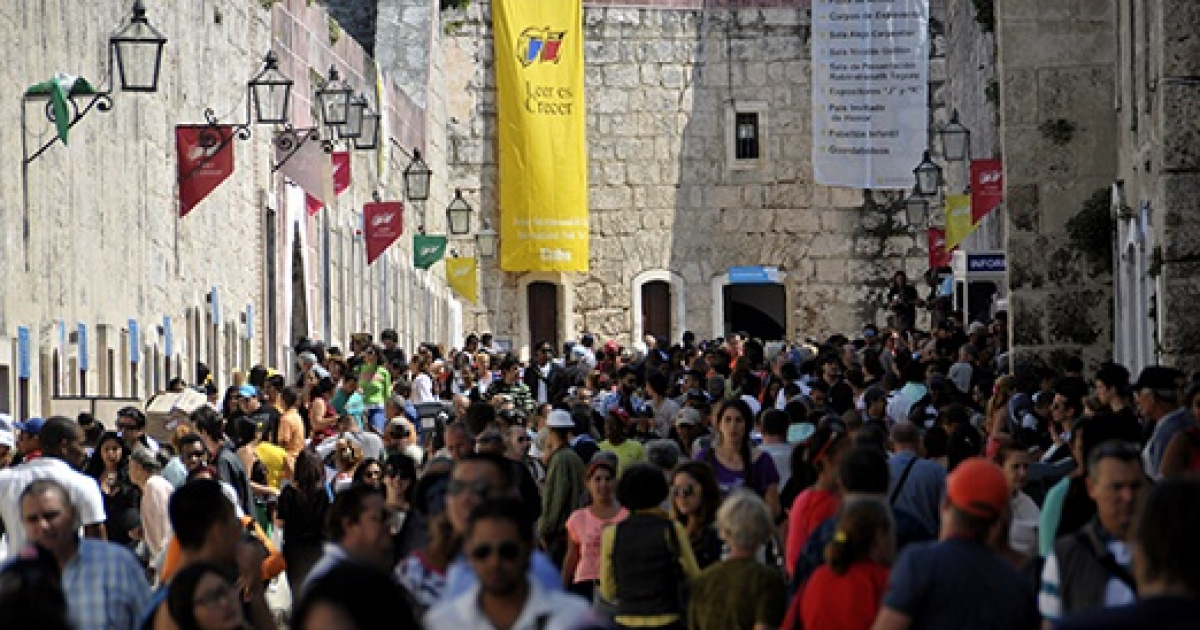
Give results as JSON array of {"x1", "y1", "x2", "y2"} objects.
[{"x1": 546, "y1": 409, "x2": 575, "y2": 429}]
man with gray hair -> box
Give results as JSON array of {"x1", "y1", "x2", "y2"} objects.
[
  {"x1": 298, "y1": 350, "x2": 329, "y2": 380},
  {"x1": 20, "y1": 478, "x2": 149, "y2": 630},
  {"x1": 1133, "y1": 366, "x2": 1188, "y2": 478}
]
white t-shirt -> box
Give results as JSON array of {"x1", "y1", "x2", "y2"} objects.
[
  {"x1": 412, "y1": 373, "x2": 436, "y2": 404},
  {"x1": 1008, "y1": 491, "x2": 1041, "y2": 556},
  {"x1": 0, "y1": 458, "x2": 106, "y2": 556}
]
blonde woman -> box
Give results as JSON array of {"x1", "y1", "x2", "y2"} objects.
[{"x1": 331, "y1": 437, "x2": 363, "y2": 492}]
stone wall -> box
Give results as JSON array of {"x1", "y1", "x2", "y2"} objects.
[
  {"x1": 0, "y1": 0, "x2": 447, "y2": 418},
  {"x1": 438, "y1": 2, "x2": 931, "y2": 354},
  {"x1": 995, "y1": 1, "x2": 1117, "y2": 371},
  {"x1": 1113, "y1": 0, "x2": 1200, "y2": 373}
]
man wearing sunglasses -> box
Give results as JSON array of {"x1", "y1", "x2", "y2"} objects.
[{"x1": 425, "y1": 497, "x2": 589, "y2": 630}]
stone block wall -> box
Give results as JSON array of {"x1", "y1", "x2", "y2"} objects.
[
  {"x1": 439, "y1": 1, "x2": 929, "y2": 352},
  {"x1": 0, "y1": 0, "x2": 446, "y2": 418},
  {"x1": 995, "y1": 1, "x2": 1117, "y2": 371}
]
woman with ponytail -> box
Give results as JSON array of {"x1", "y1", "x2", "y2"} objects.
[
  {"x1": 784, "y1": 420, "x2": 849, "y2": 579},
  {"x1": 796, "y1": 498, "x2": 895, "y2": 630}
]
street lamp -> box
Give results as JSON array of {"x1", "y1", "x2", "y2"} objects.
[
  {"x1": 338, "y1": 94, "x2": 368, "y2": 140},
  {"x1": 354, "y1": 107, "x2": 381, "y2": 150},
  {"x1": 316, "y1": 67, "x2": 353, "y2": 128},
  {"x1": 110, "y1": 0, "x2": 167, "y2": 93},
  {"x1": 446, "y1": 189, "x2": 473, "y2": 235},
  {"x1": 938, "y1": 109, "x2": 971, "y2": 162},
  {"x1": 476, "y1": 220, "x2": 498, "y2": 258},
  {"x1": 248, "y1": 51, "x2": 292, "y2": 125},
  {"x1": 913, "y1": 151, "x2": 942, "y2": 196},
  {"x1": 404, "y1": 150, "x2": 432, "y2": 201},
  {"x1": 904, "y1": 186, "x2": 929, "y2": 227}
]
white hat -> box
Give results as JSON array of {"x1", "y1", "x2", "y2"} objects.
[
  {"x1": 0, "y1": 428, "x2": 14, "y2": 449},
  {"x1": 546, "y1": 409, "x2": 575, "y2": 429},
  {"x1": 674, "y1": 408, "x2": 700, "y2": 426}
]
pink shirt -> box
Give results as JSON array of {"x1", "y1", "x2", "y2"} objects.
[{"x1": 565, "y1": 506, "x2": 628, "y2": 583}]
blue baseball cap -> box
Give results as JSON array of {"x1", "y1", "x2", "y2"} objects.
[
  {"x1": 16, "y1": 417, "x2": 46, "y2": 436},
  {"x1": 236, "y1": 385, "x2": 258, "y2": 398}
]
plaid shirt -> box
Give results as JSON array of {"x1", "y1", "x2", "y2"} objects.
[
  {"x1": 485, "y1": 379, "x2": 535, "y2": 415},
  {"x1": 63, "y1": 538, "x2": 151, "y2": 630}
]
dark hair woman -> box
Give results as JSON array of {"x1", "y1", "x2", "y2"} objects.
[
  {"x1": 167, "y1": 563, "x2": 248, "y2": 630},
  {"x1": 669, "y1": 461, "x2": 725, "y2": 569},
  {"x1": 83, "y1": 431, "x2": 141, "y2": 549},
  {"x1": 696, "y1": 399, "x2": 781, "y2": 515},
  {"x1": 291, "y1": 564, "x2": 419, "y2": 630},
  {"x1": 275, "y1": 449, "x2": 331, "y2": 595},
  {"x1": 785, "y1": 421, "x2": 850, "y2": 580}
]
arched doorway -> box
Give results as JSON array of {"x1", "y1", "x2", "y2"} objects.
[
  {"x1": 641, "y1": 281, "x2": 671, "y2": 343},
  {"x1": 527, "y1": 282, "x2": 560, "y2": 352},
  {"x1": 722, "y1": 283, "x2": 786, "y2": 340}
]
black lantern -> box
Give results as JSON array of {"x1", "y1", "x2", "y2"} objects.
[
  {"x1": 913, "y1": 151, "x2": 942, "y2": 196},
  {"x1": 904, "y1": 186, "x2": 929, "y2": 227},
  {"x1": 938, "y1": 109, "x2": 971, "y2": 162},
  {"x1": 339, "y1": 94, "x2": 368, "y2": 139},
  {"x1": 248, "y1": 51, "x2": 292, "y2": 125},
  {"x1": 110, "y1": 0, "x2": 167, "y2": 93},
  {"x1": 404, "y1": 149, "x2": 432, "y2": 201},
  {"x1": 354, "y1": 108, "x2": 381, "y2": 150},
  {"x1": 446, "y1": 189, "x2": 473, "y2": 235},
  {"x1": 316, "y1": 67, "x2": 352, "y2": 128},
  {"x1": 476, "y1": 219, "x2": 498, "y2": 258}
]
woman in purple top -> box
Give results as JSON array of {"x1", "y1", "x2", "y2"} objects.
[{"x1": 697, "y1": 399, "x2": 781, "y2": 519}]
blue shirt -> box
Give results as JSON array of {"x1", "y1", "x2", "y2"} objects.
[
  {"x1": 887, "y1": 451, "x2": 947, "y2": 536},
  {"x1": 62, "y1": 538, "x2": 151, "y2": 630},
  {"x1": 442, "y1": 549, "x2": 562, "y2": 602}
]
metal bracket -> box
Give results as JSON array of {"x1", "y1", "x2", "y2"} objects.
[
  {"x1": 271, "y1": 126, "x2": 331, "y2": 172},
  {"x1": 21, "y1": 91, "x2": 114, "y2": 165},
  {"x1": 178, "y1": 108, "x2": 253, "y2": 184}
]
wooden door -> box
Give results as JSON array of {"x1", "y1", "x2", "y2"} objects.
[
  {"x1": 527, "y1": 282, "x2": 560, "y2": 351},
  {"x1": 641, "y1": 281, "x2": 671, "y2": 342}
]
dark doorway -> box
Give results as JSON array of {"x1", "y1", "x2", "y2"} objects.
[
  {"x1": 527, "y1": 282, "x2": 560, "y2": 351},
  {"x1": 291, "y1": 224, "x2": 309, "y2": 348},
  {"x1": 723, "y1": 283, "x2": 786, "y2": 341},
  {"x1": 641, "y1": 281, "x2": 671, "y2": 343}
]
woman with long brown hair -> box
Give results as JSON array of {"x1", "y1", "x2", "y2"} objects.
[
  {"x1": 669, "y1": 460, "x2": 725, "y2": 569},
  {"x1": 275, "y1": 449, "x2": 331, "y2": 595}
]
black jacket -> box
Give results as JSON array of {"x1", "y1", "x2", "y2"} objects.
[{"x1": 523, "y1": 361, "x2": 568, "y2": 405}]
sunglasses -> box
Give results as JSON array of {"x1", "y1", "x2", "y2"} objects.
[
  {"x1": 671, "y1": 484, "x2": 697, "y2": 498},
  {"x1": 117, "y1": 423, "x2": 139, "y2": 431},
  {"x1": 468, "y1": 540, "x2": 522, "y2": 562},
  {"x1": 516, "y1": 435, "x2": 531, "y2": 443}
]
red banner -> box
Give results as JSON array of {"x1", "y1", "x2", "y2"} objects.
[
  {"x1": 364, "y1": 201, "x2": 404, "y2": 264},
  {"x1": 970, "y1": 158, "x2": 1004, "y2": 223},
  {"x1": 176, "y1": 126, "x2": 235, "y2": 217},
  {"x1": 307, "y1": 152, "x2": 352, "y2": 216},
  {"x1": 928, "y1": 227, "x2": 954, "y2": 269}
]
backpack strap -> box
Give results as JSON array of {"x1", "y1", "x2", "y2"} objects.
[
  {"x1": 889, "y1": 456, "x2": 920, "y2": 505},
  {"x1": 1079, "y1": 524, "x2": 1137, "y2": 594}
]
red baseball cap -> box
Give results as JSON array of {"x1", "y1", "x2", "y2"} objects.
[{"x1": 947, "y1": 457, "x2": 1009, "y2": 520}]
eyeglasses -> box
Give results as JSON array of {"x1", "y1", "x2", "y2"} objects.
[
  {"x1": 447, "y1": 479, "x2": 494, "y2": 498},
  {"x1": 194, "y1": 583, "x2": 236, "y2": 608},
  {"x1": 364, "y1": 469, "x2": 383, "y2": 480},
  {"x1": 671, "y1": 484, "x2": 697, "y2": 498},
  {"x1": 468, "y1": 540, "x2": 523, "y2": 562}
]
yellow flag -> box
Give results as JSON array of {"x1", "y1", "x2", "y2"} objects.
[
  {"x1": 493, "y1": 0, "x2": 589, "y2": 272},
  {"x1": 446, "y1": 257, "x2": 479, "y2": 305},
  {"x1": 944, "y1": 194, "x2": 977, "y2": 251}
]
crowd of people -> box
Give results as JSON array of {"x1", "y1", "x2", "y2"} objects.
[{"x1": 1, "y1": 318, "x2": 1200, "y2": 630}]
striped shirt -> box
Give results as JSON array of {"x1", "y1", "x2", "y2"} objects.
[{"x1": 63, "y1": 539, "x2": 151, "y2": 630}]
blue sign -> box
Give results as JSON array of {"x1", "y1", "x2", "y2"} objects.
[
  {"x1": 728, "y1": 266, "x2": 781, "y2": 285},
  {"x1": 164, "y1": 316, "x2": 173, "y2": 357},
  {"x1": 246, "y1": 304, "x2": 254, "y2": 341},
  {"x1": 210, "y1": 287, "x2": 221, "y2": 323},
  {"x1": 966, "y1": 253, "x2": 1006, "y2": 273},
  {"x1": 77, "y1": 323, "x2": 88, "y2": 372},
  {"x1": 16, "y1": 327, "x2": 30, "y2": 380},
  {"x1": 129, "y1": 319, "x2": 141, "y2": 364}
]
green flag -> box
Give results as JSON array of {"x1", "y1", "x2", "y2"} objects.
[
  {"x1": 413, "y1": 235, "x2": 448, "y2": 270},
  {"x1": 25, "y1": 73, "x2": 97, "y2": 146}
]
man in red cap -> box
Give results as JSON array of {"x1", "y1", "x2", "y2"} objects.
[{"x1": 871, "y1": 458, "x2": 1039, "y2": 630}]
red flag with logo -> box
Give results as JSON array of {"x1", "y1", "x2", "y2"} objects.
[
  {"x1": 177, "y1": 126, "x2": 235, "y2": 217},
  {"x1": 307, "y1": 152, "x2": 352, "y2": 216},
  {"x1": 928, "y1": 227, "x2": 954, "y2": 269},
  {"x1": 970, "y1": 158, "x2": 1004, "y2": 223},
  {"x1": 364, "y1": 201, "x2": 404, "y2": 264}
]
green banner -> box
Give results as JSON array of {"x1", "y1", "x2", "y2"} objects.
[{"x1": 413, "y1": 234, "x2": 448, "y2": 270}]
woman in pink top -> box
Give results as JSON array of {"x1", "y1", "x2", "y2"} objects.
[
  {"x1": 786, "y1": 422, "x2": 849, "y2": 578},
  {"x1": 563, "y1": 458, "x2": 628, "y2": 605}
]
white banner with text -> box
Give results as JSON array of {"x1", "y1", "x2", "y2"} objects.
[{"x1": 812, "y1": 0, "x2": 930, "y2": 189}]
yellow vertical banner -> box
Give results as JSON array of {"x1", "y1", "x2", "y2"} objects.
[
  {"x1": 944, "y1": 194, "x2": 977, "y2": 251},
  {"x1": 446, "y1": 257, "x2": 479, "y2": 304},
  {"x1": 493, "y1": 0, "x2": 589, "y2": 272}
]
